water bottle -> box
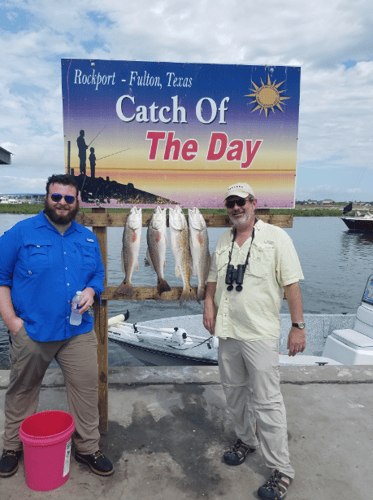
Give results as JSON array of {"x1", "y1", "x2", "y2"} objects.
[{"x1": 70, "y1": 291, "x2": 82, "y2": 326}]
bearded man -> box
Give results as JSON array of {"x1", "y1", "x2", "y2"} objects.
[
  {"x1": 0, "y1": 174, "x2": 114, "y2": 478},
  {"x1": 203, "y1": 183, "x2": 305, "y2": 500}
]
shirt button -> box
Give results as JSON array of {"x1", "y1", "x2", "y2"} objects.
[
  {"x1": 67, "y1": 283, "x2": 70, "y2": 286},
  {"x1": 65, "y1": 267, "x2": 68, "y2": 270},
  {"x1": 64, "y1": 252, "x2": 66, "y2": 255},
  {"x1": 28, "y1": 270, "x2": 32, "y2": 275}
]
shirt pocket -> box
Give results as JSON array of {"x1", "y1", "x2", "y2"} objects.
[
  {"x1": 24, "y1": 240, "x2": 52, "y2": 270},
  {"x1": 75, "y1": 241, "x2": 97, "y2": 272},
  {"x1": 247, "y1": 242, "x2": 274, "y2": 279}
]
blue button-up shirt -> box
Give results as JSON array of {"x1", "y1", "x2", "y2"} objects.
[{"x1": 0, "y1": 211, "x2": 105, "y2": 342}]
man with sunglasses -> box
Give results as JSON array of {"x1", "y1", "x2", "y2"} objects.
[
  {"x1": 0, "y1": 174, "x2": 114, "y2": 478},
  {"x1": 203, "y1": 182, "x2": 305, "y2": 500}
]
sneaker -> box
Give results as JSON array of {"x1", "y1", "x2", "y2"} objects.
[
  {"x1": 258, "y1": 469, "x2": 293, "y2": 500},
  {"x1": 0, "y1": 449, "x2": 23, "y2": 478},
  {"x1": 75, "y1": 450, "x2": 114, "y2": 476},
  {"x1": 223, "y1": 438, "x2": 256, "y2": 466}
]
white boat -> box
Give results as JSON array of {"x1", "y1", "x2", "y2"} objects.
[
  {"x1": 108, "y1": 313, "x2": 219, "y2": 366},
  {"x1": 108, "y1": 274, "x2": 373, "y2": 367},
  {"x1": 108, "y1": 313, "x2": 345, "y2": 367}
]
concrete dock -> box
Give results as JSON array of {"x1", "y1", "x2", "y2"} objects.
[{"x1": 0, "y1": 365, "x2": 372, "y2": 499}]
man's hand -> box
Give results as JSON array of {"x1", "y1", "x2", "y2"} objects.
[
  {"x1": 203, "y1": 304, "x2": 216, "y2": 336},
  {"x1": 203, "y1": 282, "x2": 217, "y2": 335},
  {"x1": 77, "y1": 287, "x2": 96, "y2": 314},
  {"x1": 8, "y1": 317, "x2": 24, "y2": 336},
  {"x1": 287, "y1": 327, "x2": 306, "y2": 357}
]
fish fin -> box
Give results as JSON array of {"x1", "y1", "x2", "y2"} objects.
[
  {"x1": 157, "y1": 278, "x2": 171, "y2": 295},
  {"x1": 146, "y1": 248, "x2": 155, "y2": 270},
  {"x1": 175, "y1": 267, "x2": 180, "y2": 277},
  {"x1": 179, "y1": 286, "x2": 197, "y2": 305},
  {"x1": 121, "y1": 248, "x2": 125, "y2": 273},
  {"x1": 197, "y1": 287, "x2": 206, "y2": 303},
  {"x1": 135, "y1": 262, "x2": 139, "y2": 271},
  {"x1": 114, "y1": 281, "x2": 134, "y2": 297}
]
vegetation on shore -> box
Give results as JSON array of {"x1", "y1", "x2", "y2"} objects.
[{"x1": 0, "y1": 204, "x2": 349, "y2": 216}]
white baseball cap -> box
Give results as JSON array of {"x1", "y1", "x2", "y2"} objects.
[{"x1": 225, "y1": 182, "x2": 255, "y2": 200}]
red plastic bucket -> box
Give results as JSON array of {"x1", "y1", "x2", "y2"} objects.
[{"x1": 19, "y1": 411, "x2": 75, "y2": 491}]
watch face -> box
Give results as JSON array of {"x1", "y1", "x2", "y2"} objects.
[{"x1": 293, "y1": 322, "x2": 305, "y2": 329}]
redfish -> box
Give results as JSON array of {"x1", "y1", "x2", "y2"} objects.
[
  {"x1": 114, "y1": 207, "x2": 142, "y2": 296},
  {"x1": 169, "y1": 205, "x2": 197, "y2": 304},
  {"x1": 146, "y1": 207, "x2": 171, "y2": 296},
  {"x1": 188, "y1": 207, "x2": 211, "y2": 302}
]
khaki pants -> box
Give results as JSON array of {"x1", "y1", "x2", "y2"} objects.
[
  {"x1": 3, "y1": 327, "x2": 100, "y2": 455},
  {"x1": 219, "y1": 337, "x2": 295, "y2": 478}
]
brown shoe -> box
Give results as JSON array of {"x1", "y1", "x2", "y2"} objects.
[
  {"x1": 0, "y1": 449, "x2": 23, "y2": 478},
  {"x1": 223, "y1": 438, "x2": 256, "y2": 466},
  {"x1": 258, "y1": 469, "x2": 293, "y2": 500}
]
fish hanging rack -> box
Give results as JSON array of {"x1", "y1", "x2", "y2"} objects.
[{"x1": 78, "y1": 207, "x2": 293, "y2": 434}]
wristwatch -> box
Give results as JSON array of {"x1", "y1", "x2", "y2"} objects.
[{"x1": 292, "y1": 322, "x2": 305, "y2": 329}]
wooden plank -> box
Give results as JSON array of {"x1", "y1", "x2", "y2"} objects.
[
  {"x1": 92, "y1": 208, "x2": 109, "y2": 435},
  {"x1": 102, "y1": 285, "x2": 287, "y2": 302},
  {"x1": 102, "y1": 286, "x2": 196, "y2": 301},
  {"x1": 76, "y1": 211, "x2": 293, "y2": 228}
]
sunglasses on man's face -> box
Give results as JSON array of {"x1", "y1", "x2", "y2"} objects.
[
  {"x1": 225, "y1": 198, "x2": 248, "y2": 209},
  {"x1": 50, "y1": 193, "x2": 76, "y2": 204}
]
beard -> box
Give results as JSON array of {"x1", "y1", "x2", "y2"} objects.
[
  {"x1": 228, "y1": 209, "x2": 254, "y2": 227},
  {"x1": 44, "y1": 198, "x2": 80, "y2": 225}
]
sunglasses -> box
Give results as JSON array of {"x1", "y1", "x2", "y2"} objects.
[
  {"x1": 225, "y1": 198, "x2": 248, "y2": 209},
  {"x1": 50, "y1": 193, "x2": 76, "y2": 204}
]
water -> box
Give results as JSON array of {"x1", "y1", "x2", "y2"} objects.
[{"x1": 1, "y1": 214, "x2": 373, "y2": 367}]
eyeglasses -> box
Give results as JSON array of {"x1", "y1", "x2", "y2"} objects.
[
  {"x1": 50, "y1": 193, "x2": 76, "y2": 204},
  {"x1": 225, "y1": 198, "x2": 247, "y2": 209}
]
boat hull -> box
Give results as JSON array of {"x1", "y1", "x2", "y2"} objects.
[
  {"x1": 109, "y1": 337, "x2": 218, "y2": 366},
  {"x1": 341, "y1": 217, "x2": 373, "y2": 232}
]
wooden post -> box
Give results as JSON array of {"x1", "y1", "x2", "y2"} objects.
[{"x1": 92, "y1": 207, "x2": 109, "y2": 435}]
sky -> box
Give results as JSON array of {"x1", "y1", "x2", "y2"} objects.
[{"x1": 1, "y1": 0, "x2": 373, "y2": 202}]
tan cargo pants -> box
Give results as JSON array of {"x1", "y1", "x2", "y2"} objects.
[
  {"x1": 3, "y1": 326, "x2": 100, "y2": 455},
  {"x1": 218, "y1": 337, "x2": 295, "y2": 479}
]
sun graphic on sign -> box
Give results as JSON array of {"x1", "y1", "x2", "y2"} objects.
[{"x1": 245, "y1": 75, "x2": 290, "y2": 117}]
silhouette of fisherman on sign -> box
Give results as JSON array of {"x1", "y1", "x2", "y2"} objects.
[
  {"x1": 89, "y1": 147, "x2": 96, "y2": 178},
  {"x1": 77, "y1": 130, "x2": 88, "y2": 175}
]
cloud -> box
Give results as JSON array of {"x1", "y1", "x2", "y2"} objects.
[{"x1": 1, "y1": 0, "x2": 373, "y2": 198}]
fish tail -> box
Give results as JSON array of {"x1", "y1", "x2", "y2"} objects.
[
  {"x1": 196, "y1": 286, "x2": 206, "y2": 303},
  {"x1": 179, "y1": 286, "x2": 197, "y2": 305},
  {"x1": 114, "y1": 280, "x2": 134, "y2": 297},
  {"x1": 157, "y1": 278, "x2": 171, "y2": 295}
]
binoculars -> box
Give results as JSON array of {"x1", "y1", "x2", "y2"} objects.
[{"x1": 225, "y1": 264, "x2": 245, "y2": 291}]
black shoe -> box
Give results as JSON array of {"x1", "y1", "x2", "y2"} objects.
[
  {"x1": 0, "y1": 449, "x2": 23, "y2": 478},
  {"x1": 258, "y1": 469, "x2": 293, "y2": 500},
  {"x1": 223, "y1": 438, "x2": 256, "y2": 466},
  {"x1": 75, "y1": 450, "x2": 114, "y2": 476}
]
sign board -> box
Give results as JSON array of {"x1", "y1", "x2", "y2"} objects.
[{"x1": 61, "y1": 59, "x2": 301, "y2": 208}]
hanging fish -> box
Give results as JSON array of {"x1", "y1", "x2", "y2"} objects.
[
  {"x1": 114, "y1": 207, "x2": 142, "y2": 296},
  {"x1": 169, "y1": 205, "x2": 197, "y2": 304},
  {"x1": 188, "y1": 207, "x2": 211, "y2": 302},
  {"x1": 146, "y1": 207, "x2": 171, "y2": 296}
]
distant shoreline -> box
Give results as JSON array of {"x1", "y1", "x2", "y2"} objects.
[{"x1": 0, "y1": 204, "x2": 353, "y2": 217}]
